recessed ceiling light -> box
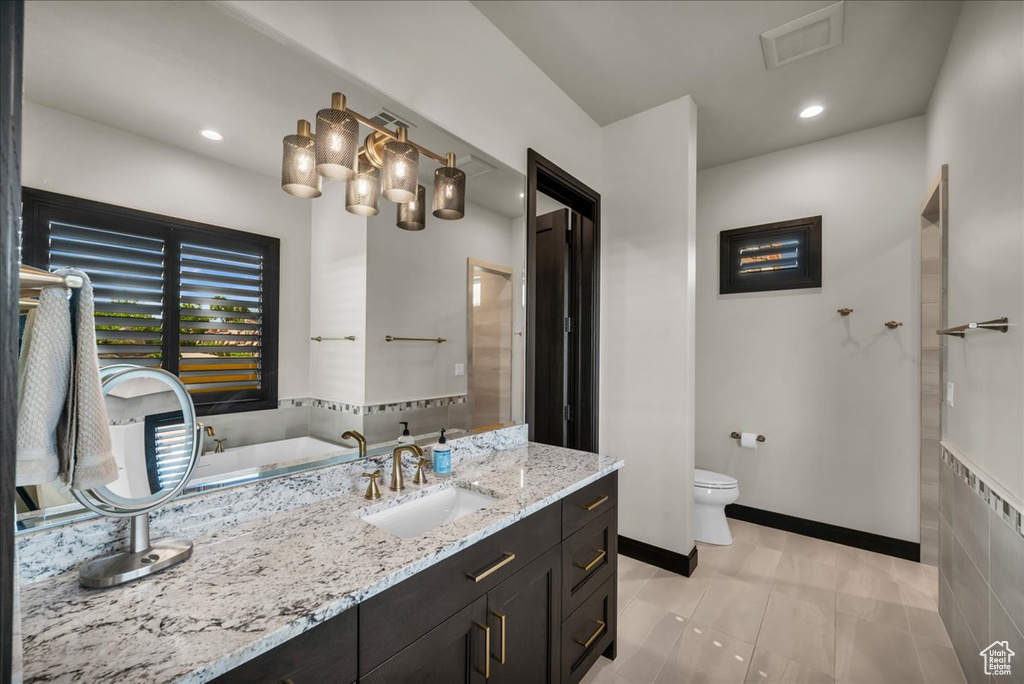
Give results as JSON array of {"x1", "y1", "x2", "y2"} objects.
[
  {"x1": 519, "y1": 192, "x2": 525, "y2": 199},
  {"x1": 799, "y1": 105, "x2": 825, "y2": 119},
  {"x1": 201, "y1": 129, "x2": 223, "y2": 141}
]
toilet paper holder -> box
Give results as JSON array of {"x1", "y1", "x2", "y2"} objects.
[{"x1": 730, "y1": 432, "x2": 766, "y2": 443}]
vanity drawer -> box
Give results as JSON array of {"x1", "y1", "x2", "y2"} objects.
[
  {"x1": 359, "y1": 503, "x2": 560, "y2": 676},
  {"x1": 562, "y1": 505, "x2": 617, "y2": 616},
  {"x1": 561, "y1": 472, "x2": 617, "y2": 538},
  {"x1": 211, "y1": 607, "x2": 356, "y2": 684},
  {"x1": 561, "y1": 576, "x2": 616, "y2": 684}
]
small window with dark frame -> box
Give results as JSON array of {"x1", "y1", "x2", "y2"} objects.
[
  {"x1": 20, "y1": 189, "x2": 280, "y2": 416},
  {"x1": 719, "y1": 215, "x2": 822, "y2": 294}
]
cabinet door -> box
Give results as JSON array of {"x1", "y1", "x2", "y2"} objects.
[
  {"x1": 486, "y1": 545, "x2": 562, "y2": 684},
  {"x1": 360, "y1": 595, "x2": 488, "y2": 684}
]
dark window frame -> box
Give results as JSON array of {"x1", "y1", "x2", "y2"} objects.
[
  {"x1": 20, "y1": 188, "x2": 280, "y2": 416},
  {"x1": 719, "y1": 215, "x2": 822, "y2": 294}
]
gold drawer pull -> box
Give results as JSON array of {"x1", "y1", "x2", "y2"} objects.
[
  {"x1": 492, "y1": 611, "x2": 506, "y2": 664},
  {"x1": 475, "y1": 622, "x2": 491, "y2": 679},
  {"x1": 468, "y1": 552, "x2": 516, "y2": 583},
  {"x1": 581, "y1": 495, "x2": 609, "y2": 511},
  {"x1": 576, "y1": 549, "x2": 607, "y2": 573},
  {"x1": 575, "y1": 619, "x2": 606, "y2": 649}
]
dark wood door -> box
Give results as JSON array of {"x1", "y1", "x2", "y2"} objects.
[
  {"x1": 486, "y1": 545, "x2": 562, "y2": 684},
  {"x1": 531, "y1": 208, "x2": 569, "y2": 447},
  {"x1": 361, "y1": 595, "x2": 488, "y2": 684}
]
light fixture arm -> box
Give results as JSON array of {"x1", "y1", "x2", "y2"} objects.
[{"x1": 341, "y1": 105, "x2": 450, "y2": 165}]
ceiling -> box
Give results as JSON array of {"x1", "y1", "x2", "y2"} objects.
[
  {"x1": 472, "y1": 0, "x2": 963, "y2": 169},
  {"x1": 23, "y1": 1, "x2": 526, "y2": 218}
]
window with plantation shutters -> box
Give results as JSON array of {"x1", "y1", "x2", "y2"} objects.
[{"x1": 21, "y1": 189, "x2": 280, "y2": 415}]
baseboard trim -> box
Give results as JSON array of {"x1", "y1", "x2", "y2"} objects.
[
  {"x1": 725, "y1": 504, "x2": 921, "y2": 562},
  {"x1": 618, "y1": 536, "x2": 698, "y2": 577}
]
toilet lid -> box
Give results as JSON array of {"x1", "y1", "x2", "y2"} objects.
[{"x1": 694, "y1": 469, "x2": 738, "y2": 489}]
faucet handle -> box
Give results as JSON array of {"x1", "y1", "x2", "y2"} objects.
[
  {"x1": 413, "y1": 458, "x2": 430, "y2": 485},
  {"x1": 362, "y1": 470, "x2": 382, "y2": 500},
  {"x1": 214, "y1": 438, "x2": 227, "y2": 453}
]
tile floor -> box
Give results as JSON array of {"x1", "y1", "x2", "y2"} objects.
[{"x1": 582, "y1": 519, "x2": 967, "y2": 684}]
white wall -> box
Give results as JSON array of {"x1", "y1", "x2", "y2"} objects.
[
  {"x1": 602, "y1": 96, "x2": 697, "y2": 556},
  {"x1": 696, "y1": 117, "x2": 925, "y2": 542},
  {"x1": 926, "y1": 0, "x2": 1024, "y2": 501},
  {"x1": 364, "y1": 200, "x2": 522, "y2": 404},
  {"x1": 21, "y1": 101, "x2": 312, "y2": 399},
  {"x1": 308, "y1": 191, "x2": 368, "y2": 404},
  {"x1": 224, "y1": 0, "x2": 603, "y2": 192}
]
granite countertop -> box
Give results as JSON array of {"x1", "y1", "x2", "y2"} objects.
[{"x1": 18, "y1": 442, "x2": 623, "y2": 683}]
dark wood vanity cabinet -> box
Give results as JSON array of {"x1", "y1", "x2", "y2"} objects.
[{"x1": 217, "y1": 471, "x2": 618, "y2": 684}]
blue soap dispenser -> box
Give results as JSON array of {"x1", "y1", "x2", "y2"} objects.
[{"x1": 433, "y1": 428, "x2": 452, "y2": 478}]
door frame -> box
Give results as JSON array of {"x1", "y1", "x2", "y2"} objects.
[
  {"x1": 1, "y1": 1, "x2": 24, "y2": 680},
  {"x1": 526, "y1": 149, "x2": 601, "y2": 452}
]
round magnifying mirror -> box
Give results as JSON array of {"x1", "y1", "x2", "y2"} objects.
[{"x1": 73, "y1": 366, "x2": 202, "y2": 588}]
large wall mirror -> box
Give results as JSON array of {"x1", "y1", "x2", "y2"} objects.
[{"x1": 15, "y1": 0, "x2": 526, "y2": 532}]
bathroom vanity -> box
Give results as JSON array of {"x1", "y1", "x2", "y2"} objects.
[{"x1": 17, "y1": 442, "x2": 622, "y2": 683}]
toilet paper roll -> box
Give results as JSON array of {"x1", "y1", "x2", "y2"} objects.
[{"x1": 740, "y1": 432, "x2": 759, "y2": 450}]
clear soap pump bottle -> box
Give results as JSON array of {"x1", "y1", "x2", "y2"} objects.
[{"x1": 396, "y1": 421, "x2": 414, "y2": 446}]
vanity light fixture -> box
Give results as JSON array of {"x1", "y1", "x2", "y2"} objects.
[
  {"x1": 282, "y1": 91, "x2": 467, "y2": 228},
  {"x1": 800, "y1": 104, "x2": 825, "y2": 118},
  {"x1": 315, "y1": 93, "x2": 359, "y2": 181},
  {"x1": 432, "y1": 153, "x2": 466, "y2": 220},
  {"x1": 281, "y1": 119, "x2": 322, "y2": 198},
  {"x1": 200, "y1": 129, "x2": 223, "y2": 141},
  {"x1": 397, "y1": 184, "x2": 427, "y2": 231},
  {"x1": 381, "y1": 127, "x2": 419, "y2": 203},
  {"x1": 346, "y1": 157, "x2": 381, "y2": 217}
]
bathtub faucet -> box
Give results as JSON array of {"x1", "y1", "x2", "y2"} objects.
[
  {"x1": 201, "y1": 425, "x2": 216, "y2": 456},
  {"x1": 341, "y1": 430, "x2": 367, "y2": 460}
]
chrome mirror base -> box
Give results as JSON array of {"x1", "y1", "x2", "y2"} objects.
[{"x1": 78, "y1": 514, "x2": 192, "y2": 588}]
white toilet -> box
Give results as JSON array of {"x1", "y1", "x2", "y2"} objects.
[{"x1": 693, "y1": 469, "x2": 739, "y2": 545}]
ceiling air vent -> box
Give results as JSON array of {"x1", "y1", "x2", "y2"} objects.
[
  {"x1": 761, "y1": 1, "x2": 844, "y2": 70},
  {"x1": 456, "y1": 154, "x2": 496, "y2": 179},
  {"x1": 369, "y1": 107, "x2": 416, "y2": 130}
]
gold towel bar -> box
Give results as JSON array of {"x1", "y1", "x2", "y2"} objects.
[
  {"x1": 937, "y1": 317, "x2": 1009, "y2": 338},
  {"x1": 310, "y1": 336, "x2": 356, "y2": 342},
  {"x1": 385, "y1": 335, "x2": 447, "y2": 343}
]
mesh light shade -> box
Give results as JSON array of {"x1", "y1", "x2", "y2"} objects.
[
  {"x1": 281, "y1": 122, "x2": 321, "y2": 198},
  {"x1": 315, "y1": 108, "x2": 359, "y2": 181},
  {"x1": 345, "y1": 159, "x2": 380, "y2": 217},
  {"x1": 381, "y1": 140, "x2": 419, "y2": 203},
  {"x1": 396, "y1": 184, "x2": 427, "y2": 231},
  {"x1": 432, "y1": 166, "x2": 466, "y2": 220}
]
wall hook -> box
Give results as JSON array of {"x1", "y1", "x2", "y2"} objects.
[
  {"x1": 837, "y1": 308, "x2": 853, "y2": 316},
  {"x1": 884, "y1": 321, "x2": 903, "y2": 329}
]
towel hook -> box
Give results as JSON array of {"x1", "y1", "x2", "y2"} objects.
[
  {"x1": 837, "y1": 308, "x2": 853, "y2": 316},
  {"x1": 884, "y1": 320, "x2": 903, "y2": 329}
]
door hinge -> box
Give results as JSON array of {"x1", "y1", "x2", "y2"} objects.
[
  {"x1": 564, "y1": 317, "x2": 573, "y2": 333},
  {"x1": 563, "y1": 405, "x2": 573, "y2": 422}
]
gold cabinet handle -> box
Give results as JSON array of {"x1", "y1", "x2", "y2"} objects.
[
  {"x1": 492, "y1": 611, "x2": 506, "y2": 665},
  {"x1": 467, "y1": 552, "x2": 516, "y2": 583},
  {"x1": 576, "y1": 548, "x2": 607, "y2": 573},
  {"x1": 581, "y1": 495, "x2": 609, "y2": 511},
  {"x1": 574, "y1": 619, "x2": 606, "y2": 649},
  {"x1": 475, "y1": 622, "x2": 491, "y2": 679}
]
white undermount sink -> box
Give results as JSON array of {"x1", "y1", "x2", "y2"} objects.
[{"x1": 362, "y1": 486, "x2": 498, "y2": 538}]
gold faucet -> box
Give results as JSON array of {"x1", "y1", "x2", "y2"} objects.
[
  {"x1": 201, "y1": 425, "x2": 215, "y2": 456},
  {"x1": 390, "y1": 444, "x2": 423, "y2": 492},
  {"x1": 341, "y1": 430, "x2": 367, "y2": 459},
  {"x1": 214, "y1": 438, "x2": 227, "y2": 454}
]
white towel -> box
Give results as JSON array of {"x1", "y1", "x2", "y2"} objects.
[
  {"x1": 56, "y1": 268, "x2": 118, "y2": 490},
  {"x1": 16, "y1": 287, "x2": 72, "y2": 486}
]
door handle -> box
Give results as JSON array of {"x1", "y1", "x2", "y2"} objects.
[
  {"x1": 575, "y1": 619, "x2": 606, "y2": 649},
  {"x1": 475, "y1": 622, "x2": 491, "y2": 679},
  {"x1": 467, "y1": 552, "x2": 516, "y2": 583},
  {"x1": 581, "y1": 494, "x2": 609, "y2": 511},
  {"x1": 576, "y1": 548, "x2": 607, "y2": 573},
  {"x1": 492, "y1": 611, "x2": 506, "y2": 664}
]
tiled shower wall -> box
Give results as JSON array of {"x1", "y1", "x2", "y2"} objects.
[
  {"x1": 939, "y1": 447, "x2": 1024, "y2": 684},
  {"x1": 920, "y1": 169, "x2": 946, "y2": 566}
]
